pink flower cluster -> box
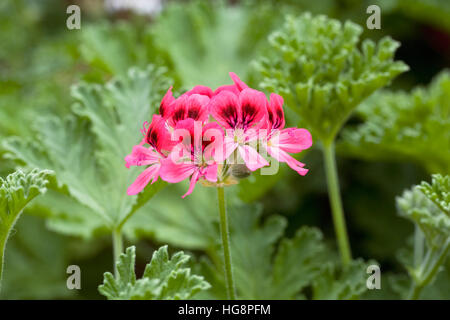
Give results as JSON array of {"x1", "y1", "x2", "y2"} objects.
[{"x1": 125, "y1": 73, "x2": 312, "y2": 198}]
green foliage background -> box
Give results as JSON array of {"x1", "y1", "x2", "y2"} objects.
[{"x1": 0, "y1": 0, "x2": 449, "y2": 299}]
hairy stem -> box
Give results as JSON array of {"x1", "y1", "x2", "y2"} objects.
[
  {"x1": 323, "y1": 142, "x2": 352, "y2": 267},
  {"x1": 112, "y1": 228, "x2": 123, "y2": 276},
  {"x1": 217, "y1": 187, "x2": 236, "y2": 300}
]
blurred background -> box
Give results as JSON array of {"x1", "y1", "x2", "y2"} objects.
[{"x1": 0, "y1": 0, "x2": 449, "y2": 299}]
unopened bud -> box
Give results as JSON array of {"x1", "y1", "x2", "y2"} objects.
[{"x1": 231, "y1": 164, "x2": 251, "y2": 179}]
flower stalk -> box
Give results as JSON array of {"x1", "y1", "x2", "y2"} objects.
[
  {"x1": 323, "y1": 141, "x2": 352, "y2": 267},
  {"x1": 217, "y1": 186, "x2": 236, "y2": 300}
]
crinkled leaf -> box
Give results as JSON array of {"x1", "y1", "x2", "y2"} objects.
[
  {"x1": 3, "y1": 66, "x2": 171, "y2": 236},
  {"x1": 396, "y1": 175, "x2": 449, "y2": 297},
  {"x1": 255, "y1": 13, "x2": 408, "y2": 143},
  {"x1": 397, "y1": 174, "x2": 450, "y2": 247},
  {"x1": 126, "y1": 187, "x2": 326, "y2": 300},
  {"x1": 0, "y1": 169, "x2": 52, "y2": 244},
  {"x1": 341, "y1": 71, "x2": 450, "y2": 174},
  {"x1": 418, "y1": 174, "x2": 449, "y2": 215},
  {"x1": 98, "y1": 246, "x2": 210, "y2": 300},
  {"x1": 312, "y1": 259, "x2": 372, "y2": 300},
  {"x1": 199, "y1": 200, "x2": 326, "y2": 299}
]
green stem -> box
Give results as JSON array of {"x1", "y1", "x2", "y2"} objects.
[
  {"x1": 0, "y1": 235, "x2": 6, "y2": 293},
  {"x1": 217, "y1": 187, "x2": 236, "y2": 300},
  {"x1": 408, "y1": 238, "x2": 450, "y2": 300},
  {"x1": 112, "y1": 228, "x2": 123, "y2": 276},
  {"x1": 409, "y1": 283, "x2": 423, "y2": 300},
  {"x1": 413, "y1": 226, "x2": 425, "y2": 268},
  {"x1": 323, "y1": 142, "x2": 352, "y2": 267}
]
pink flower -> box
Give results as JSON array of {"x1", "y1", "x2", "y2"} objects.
[
  {"x1": 125, "y1": 72, "x2": 312, "y2": 198},
  {"x1": 265, "y1": 93, "x2": 312, "y2": 175},
  {"x1": 125, "y1": 145, "x2": 163, "y2": 195},
  {"x1": 159, "y1": 87, "x2": 211, "y2": 128},
  {"x1": 159, "y1": 119, "x2": 223, "y2": 198},
  {"x1": 125, "y1": 115, "x2": 172, "y2": 195},
  {"x1": 213, "y1": 72, "x2": 249, "y2": 96},
  {"x1": 209, "y1": 87, "x2": 269, "y2": 171}
]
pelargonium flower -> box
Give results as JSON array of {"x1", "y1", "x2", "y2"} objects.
[
  {"x1": 125, "y1": 72, "x2": 313, "y2": 198},
  {"x1": 264, "y1": 93, "x2": 312, "y2": 176},
  {"x1": 125, "y1": 115, "x2": 172, "y2": 195},
  {"x1": 160, "y1": 119, "x2": 223, "y2": 198},
  {"x1": 209, "y1": 88, "x2": 270, "y2": 171}
]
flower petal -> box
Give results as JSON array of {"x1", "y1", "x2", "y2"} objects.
[
  {"x1": 213, "y1": 84, "x2": 240, "y2": 96},
  {"x1": 229, "y1": 72, "x2": 249, "y2": 92},
  {"x1": 276, "y1": 128, "x2": 313, "y2": 153},
  {"x1": 223, "y1": 136, "x2": 239, "y2": 162},
  {"x1": 209, "y1": 90, "x2": 240, "y2": 129},
  {"x1": 187, "y1": 94, "x2": 210, "y2": 123},
  {"x1": 160, "y1": 86, "x2": 175, "y2": 119},
  {"x1": 267, "y1": 146, "x2": 308, "y2": 176},
  {"x1": 146, "y1": 114, "x2": 174, "y2": 153},
  {"x1": 238, "y1": 145, "x2": 269, "y2": 171},
  {"x1": 204, "y1": 163, "x2": 218, "y2": 182},
  {"x1": 239, "y1": 88, "x2": 268, "y2": 129},
  {"x1": 182, "y1": 170, "x2": 200, "y2": 198},
  {"x1": 124, "y1": 145, "x2": 160, "y2": 168},
  {"x1": 268, "y1": 93, "x2": 285, "y2": 130},
  {"x1": 184, "y1": 85, "x2": 214, "y2": 98},
  {"x1": 203, "y1": 122, "x2": 225, "y2": 162},
  {"x1": 127, "y1": 164, "x2": 161, "y2": 195},
  {"x1": 159, "y1": 157, "x2": 196, "y2": 183}
]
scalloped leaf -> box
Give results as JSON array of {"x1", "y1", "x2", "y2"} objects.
[
  {"x1": 98, "y1": 246, "x2": 210, "y2": 300},
  {"x1": 397, "y1": 174, "x2": 450, "y2": 247},
  {"x1": 197, "y1": 201, "x2": 327, "y2": 299},
  {"x1": 3, "y1": 66, "x2": 171, "y2": 237},
  {"x1": 254, "y1": 13, "x2": 408, "y2": 143},
  {"x1": 418, "y1": 174, "x2": 449, "y2": 215},
  {"x1": 0, "y1": 169, "x2": 52, "y2": 243},
  {"x1": 312, "y1": 259, "x2": 372, "y2": 300},
  {"x1": 341, "y1": 71, "x2": 450, "y2": 174},
  {"x1": 0, "y1": 169, "x2": 52, "y2": 290}
]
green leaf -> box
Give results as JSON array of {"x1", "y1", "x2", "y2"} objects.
[
  {"x1": 0, "y1": 168, "x2": 52, "y2": 290},
  {"x1": 200, "y1": 201, "x2": 326, "y2": 299},
  {"x1": 124, "y1": 184, "x2": 218, "y2": 250},
  {"x1": 98, "y1": 246, "x2": 210, "y2": 300},
  {"x1": 396, "y1": 174, "x2": 450, "y2": 298},
  {"x1": 397, "y1": 174, "x2": 450, "y2": 247},
  {"x1": 153, "y1": 0, "x2": 278, "y2": 88},
  {"x1": 0, "y1": 169, "x2": 52, "y2": 234},
  {"x1": 78, "y1": 20, "x2": 177, "y2": 83},
  {"x1": 396, "y1": 0, "x2": 450, "y2": 32},
  {"x1": 0, "y1": 215, "x2": 73, "y2": 299},
  {"x1": 312, "y1": 259, "x2": 372, "y2": 300},
  {"x1": 126, "y1": 187, "x2": 326, "y2": 300},
  {"x1": 27, "y1": 190, "x2": 108, "y2": 240},
  {"x1": 3, "y1": 66, "x2": 171, "y2": 237},
  {"x1": 418, "y1": 174, "x2": 449, "y2": 215},
  {"x1": 254, "y1": 13, "x2": 408, "y2": 143},
  {"x1": 340, "y1": 71, "x2": 450, "y2": 174}
]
